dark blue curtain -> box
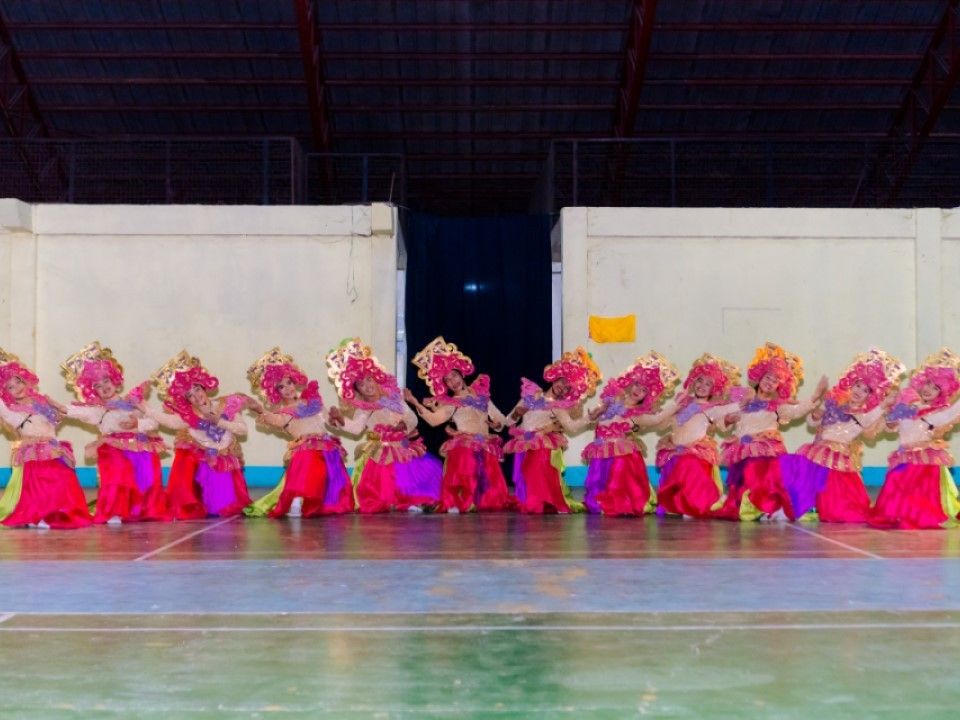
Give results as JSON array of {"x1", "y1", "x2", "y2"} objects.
[{"x1": 403, "y1": 212, "x2": 553, "y2": 458}]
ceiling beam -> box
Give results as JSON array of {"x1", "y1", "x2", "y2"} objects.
[
  {"x1": 852, "y1": 0, "x2": 960, "y2": 205},
  {"x1": 293, "y1": 0, "x2": 331, "y2": 154},
  {"x1": 614, "y1": 0, "x2": 658, "y2": 138}
]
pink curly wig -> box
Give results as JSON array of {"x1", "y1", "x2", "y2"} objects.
[
  {"x1": 683, "y1": 362, "x2": 730, "y2": 400},
  {"x1": 339, "y1": 356, "x2": 398, "y2": 401},
  {"x1": 904, "y1": 365, "x2": 960, "y2": 408},
  {"x1": 747, "y1": 356, "x2": 795, "y2": 400},
  {"x1": 602, "y1": 366, "x2": 665, "y2": 412},
  {"x1": 260, "y1": 362, "x2": 310, "y2": 405},
  {"x1": 827, "y1": 361, "x2": 890, "y2": 412},
  {"x1": 423, "y1": 354, "x2": 475, "y2": 397},
  {"x1": 164, "y1": 365, "x2": 219, "y2": 420},
  {"x1": 75, "y1": 359, "x2": 124, "y2": 404},
  {"x1": 543, "y1": 359, "x2": 596, "y2": 403},
  {"x1": 0, "y1": 361, "x2": 40, "y2": 405}
]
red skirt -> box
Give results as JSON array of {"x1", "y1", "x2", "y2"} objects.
[
  {"x1": 270, "y1": 448, "x2": 354, "y2": 517},
  {"x1": 94, "y1": 445, "x2": 170, "y2": 523},
  {"x1": 869, "y1": 464, "x2": 958, "y2": 529},
  {"x1": 439, "y1": 446, "x2": 515, "y2": 513},
  {"x1": 817, "y1": 469, "x2": 871, "y2": 523},
  {"x1": 584, "y1": 452, "x2": 653, "y2": 517},
  {"x1": 513, "y1": 449, "x2": 571, "y2": 514},
  {"x1": 1, "y1": 459, "x2": 92, "y2": 529},
  {"x1": 165, "y1": 449, "x2": 214, "y2": 520},
  {"x1": 716, "y1": 457, "x2": 795, "y2": 521},
  {"x1": 355, "y1": 458, "x2": 441, "y2": 514},
  {"x1": 656, "y1": 455, "x2": 722, "y2": 518}
]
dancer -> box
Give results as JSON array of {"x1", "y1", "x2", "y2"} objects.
[
  {"x1": 503, "y1": 347, "x2": 600, "y2": 514},
  {"x1": 325, "y1": 338, "x2": 441, "y2": 514},
  {"x1": 783, "y1": 349, "x2": 904, "y2": 523},
  {"x1": 404, "y1": 336, "x2": 515, "y2": 513},
  {"x1": 244, "y1": 347, "x2": 354, "y2": 518},
  {"x1": 146, "y1": 351, "x2": 252, "y2": 518},
  {"x1": 0, "y1": 348, "x2": 92, "y2": 529},
  {"x1": 713, "y1": 343, "x2": 827, "y2": 521},
  {"x1": 870, "y1": 348, "x2": 960, "y2": 529},
  {"x1": 655, "y1": 354, "x2": 743, "y2": 518},
  {"x1": 62, "y1": 341, "x2": 170, "y2": 523},
  {"x1": 582, "y1": 351, "x2": 680, "y2": 516}
]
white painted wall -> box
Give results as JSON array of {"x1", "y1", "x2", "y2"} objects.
[
  {"x1": 0, "y1": 201, "x2": 398, "y2": 473},
  {"x1": 562, "y1": 206, "x2": 954, "y2": 470}
]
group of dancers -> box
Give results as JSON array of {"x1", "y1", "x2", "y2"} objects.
[{"x1": 1, "y1": 337, "x2": 959, "y2": 530}]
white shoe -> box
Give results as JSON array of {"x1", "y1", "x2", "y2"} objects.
[
  {"x1": 36, "y1": 520, "x2": 50, "y2": 530},
  {"x1": 107, "y1": 516, "x2": 123, "y2": 526},
  {"x1": 447, "y1": 507, "x2": 460, "y2": 515},
  {"x1": 288, "y1": 497, "x2": 303, "y2": 518},
  {"x1": 407, "y1": 505, "x2": 424, "y2": 514},
  {"x1": 770, "y1": 509, "x2": 788, "y2": 522}
]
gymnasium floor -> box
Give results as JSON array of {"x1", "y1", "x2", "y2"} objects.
[{"x1": 1, "y1": 512, "x2": 959, "y2": 718}]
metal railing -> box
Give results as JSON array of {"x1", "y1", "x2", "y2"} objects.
[
  {"x1": 536, "y1": 138, "x2": 960, "y2": 212},
  {"x1": 0, "y1": 138, "x2": 404, "y2": 206}
]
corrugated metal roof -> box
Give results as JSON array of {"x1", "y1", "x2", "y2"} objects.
[{"x1": 0, "y1": 0, "x2": 958, "y2": 213}]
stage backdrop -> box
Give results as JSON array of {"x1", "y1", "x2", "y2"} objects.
[
  {"x1": 561, "y1": 206, "x2": 960, "y2": 485},
  {"x1": 0, "y1": 199, "x2": 398, "y2": 487},
  {"x1": 403, "y1": 212, "x2": 553, "y2": 464}
]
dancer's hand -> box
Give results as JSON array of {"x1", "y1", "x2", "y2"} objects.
[
  {"x1": 327, "y1": 406, "x2": 345, "y2": 427},
  {"x1": 402, "y1": 388, "x2": 417, "y2": 405},
  {"x1": 724, "y1": 412, "x2": 741, "y2": 426},
  {"x1": 118, "y1": 415, "x2": 138, "y2": 431},
  {"x1": 813, "y1": 375, "x2": 829, "y2": 402},
  {"x1": 588, "y1": 403, "x2": 608, "y2": 421}
]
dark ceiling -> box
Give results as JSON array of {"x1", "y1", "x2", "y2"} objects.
[{"x1": 1, "y1": 0, "x2": 958, "y2": 214}]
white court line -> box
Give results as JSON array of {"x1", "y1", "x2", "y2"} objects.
[
  {"x1": 786, "y1": 522, "x2": 884, "y2": 560},
  {"x1": 1, "y1": 621, "x2": 959, "y2": 633},
  {"x1": 0, "y1": 613, "x2": 15, "y2": 624},
  {"x1": 132, "y1": 517, "x2": 237, "y2": 562}
]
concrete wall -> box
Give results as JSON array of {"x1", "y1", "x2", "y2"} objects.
[
  {"x1": 561, "y1": 206, "x2": 956, "y2": 479},
  {"x1": 0, "y1": 200, "x2": 398, "y2": 484}
]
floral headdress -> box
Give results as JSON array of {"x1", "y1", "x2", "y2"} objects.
[
  {"x1": 542, "y1": 347, "x2": 601, "y2": 406},
  {"x1": 827, "y1": 348, "x2": 905, "y2": 413},
  {"x1": 0, "y1": 347, "x2": 40, "y2": 405},
  {"x1": 411, "y1": 336, "x2": 476, "y2": 397},
  {"x1": 602, "y1": 351, "x2": 680, "y2": 412},
  {"x1": 326, "y1": 338, "x2": 398, "y2": 402},
  {"x1": 900, "y1": 348, "x2": 960, "y2": 409},
  {"x1": 682, "y1": 353, "x2": 741, "y2": 402},
  {"x1": 747, "y1": 342, "x2": 804, "y2": 401},
  {"x1": 151, "y1": 350, "x2": 220, "y2": 422},
  {"x1": 247, "y1": 347, "x2": 319, "y2": 406},
  {"x1": 61, "y1": 341, "x2": 126, "y2": 404}
]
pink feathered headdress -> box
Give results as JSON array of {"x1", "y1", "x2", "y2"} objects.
[
  {"x1": 682, "y1": 353, "x2": 741, "y2": 402},
  {"x1": 543, "y1": 347, "x2": 602, "y2": 405},
  {"x1": 900, "y1": 348, "x2": 960, "y2": 409},
  {"x1": 247, "y1": 347, "x2": 318, "y2": 405},
  {"x1": 411, "y1": 336, "x2": 475, "y2": 396},
  {"x1": 76, "y1": 360, "x2": 124, "y2": 404},
  {"x1": 62, "y1": 342, "x2": 125, "y2": 403},
  {"x1": 326, "y1": 338, "x2": 398, "y2": 401},
  {"x1": 0, "y1": 349, "x2": 40, "y2": 405},
  {"x1": 828, "y1": 349, "x2": 905, "y2": 412},
  {"x1": 746, "y1": 342, "x2": 804, "y2": 401},
  {"x1": 602, "y1": 351, "x2": 680, "y2": 412},
  {"x1": 150, "y1": 351, "x2": 219, "y2": 423}
]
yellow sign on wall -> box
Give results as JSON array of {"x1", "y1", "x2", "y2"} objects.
[{"x1": 588, "y1": 314, "x2": 636, "y2": 343}]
